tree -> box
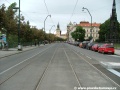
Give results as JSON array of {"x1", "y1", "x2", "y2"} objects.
[
  {"x1": 71, "y1": 26, "x2": 85, "y2": 41},
  {"x1": 98, "y1": 19, "x2": 110, "y2": 42},
  {"x1": 99, "y1": 19, "x2": 120, "y2": 42}
]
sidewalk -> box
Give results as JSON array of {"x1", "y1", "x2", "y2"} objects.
[
  {"x1": 0, "y1": 45, "x2": 38, "y2": 58},
  {"x1": 115, "y1": 49, "x2": 120, "y2": 56},
  {"x1": 0, "y1": 45, "x2": 120, "y2": 59}
]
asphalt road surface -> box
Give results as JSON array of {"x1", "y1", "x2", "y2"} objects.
[{"x1": 0, "y1": 43, "x2": 120, "y2": 90}]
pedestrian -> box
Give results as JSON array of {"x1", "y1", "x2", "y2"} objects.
[
  {"x1": 38, "y1": 41, "x2": 40, "y2": 46},
  {"x1": 35, "y1": 42, "x2": 36, "y2": 46}
]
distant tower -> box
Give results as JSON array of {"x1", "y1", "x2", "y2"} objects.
[
  {"x1": 56, "y1": 23, "x2": 61, "y2": 37},
  {"x1": 106, "y1": 0, "x2": 119, "y2": 43}
]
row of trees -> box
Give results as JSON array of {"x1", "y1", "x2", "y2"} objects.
[{"x1": 0, "y1": 3, "x2": 65, "y2": 47}]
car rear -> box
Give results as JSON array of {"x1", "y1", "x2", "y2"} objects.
[{"x1": 104, "y1": 45, "x2": 114, "y2": 54}]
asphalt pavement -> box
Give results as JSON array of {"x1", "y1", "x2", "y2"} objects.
[
  {"x1": 0, "y1": 44, "x2": 120, "y2": 58},
  {"x1": 0, "y1": 45, "x2": 43, "y2": 58},
  {"x1": 0, "y1": 43, "x2": 120, "y2": 90}
]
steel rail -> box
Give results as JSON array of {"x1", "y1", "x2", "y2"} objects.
[
  {"x1": 35, "y1": 46, "x2": 58, "y2": 90},
  {"x1": 67, "y1": 44, "x2": 120, "y2": 89},
  {"x1": 0, "y1": 45, "x2": 54, "y2": 85}
]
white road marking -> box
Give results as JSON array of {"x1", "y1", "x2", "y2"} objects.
[
  {"x1": 100, "y1": 62, "x2": 120, "y2": 69},
  {"x1": 72, "y1": 50, "x2": 120, "y2": 88},
  {"x1": 86, "y1": 56, "x2": 92, "y2": 59},
  {"x1": 0, "y1": 46, "x2": 53, "y2": 75},
  {"x1": 107, "y1": 55, "x2": 120, "y2": 57},
  {"x1": 108, "y1": 69, "x2": 120, "y2": 77},
  {"x1": 80, "y1": 53, "x2": 84, "y2": 55}
]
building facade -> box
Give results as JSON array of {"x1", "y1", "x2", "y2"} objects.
[{"x1": 67, "y1": 21, "x2": 101, "y2": 42}]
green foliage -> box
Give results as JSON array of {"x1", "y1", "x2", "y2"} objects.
[
  {"x1": 99, "y1": 19, "x2": 120, "y2": 42},
  {"x1": 55, "y1": 37, "x2": 66, "y2": 41},
  {"x1": 7, "y1": 34, "x2": 18, "y2": 48},
  {"x1": 0, "y1": 3, "x2": 57, "y2": 47},
  {"x1": 98, "y1": 19, "x2": 110, "y2": 41},
  {"x1": 71, "y1": 26, "x2": 85, "y2": 41}
]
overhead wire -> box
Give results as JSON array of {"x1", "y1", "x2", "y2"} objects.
[
  {"x1": 3, "y1": 0, "x2": 42, "y2": 28},
  {"x1": 44, "y1": 0, "x2": 55, "y2": 26},
  {"x1": 69, "y1": 0, "x2": 79, "y2": 22},
  {"x1": 4, "y1": 0, "x2": 11, "y2": 4}
]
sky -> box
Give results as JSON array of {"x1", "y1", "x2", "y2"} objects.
[{"x1": 0, "y1": 0, "x2": 120, "y2": 34}]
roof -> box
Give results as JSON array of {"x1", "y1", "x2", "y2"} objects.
[{"x1": 77, "y1": 21, "x2": 101, "y2": 27}]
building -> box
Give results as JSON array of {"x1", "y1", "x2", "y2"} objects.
[
  {"x1": 106, "y1": 0, "x2": 119, "y2": 43},
  {"x1": 67, "y1": 21, "x2": 101, "y2": 42},
  {"x1": 56, "y1": 23, "x2": 67, "y2": 39},
  {"x1": 77, "y1": 21, "x2": 101, "y2": 41},
  {"x1": 67, "y1": 22, "x2": 76, "y2": 43}
]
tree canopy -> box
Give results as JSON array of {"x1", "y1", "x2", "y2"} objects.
[
  {"x1": 71, "y1": 26, "x2": 85, "y2": 41},
  {"x1": 0, "y1": 3, "x2": 56, "y2": 47},
  {"x1": 98, "y1": 19, "x2": 120, "y2": 42}
]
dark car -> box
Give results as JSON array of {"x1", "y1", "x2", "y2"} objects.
[
  {"x1": 82, "y1": 41, "x2": 90, "y2": 48},
  {"x1": 86, "y1": 42, "x2": 95, "y2": 50}
]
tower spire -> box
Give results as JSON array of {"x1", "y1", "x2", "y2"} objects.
[
  {"x1": 106, "y1": 0, "x2": 119, "y2": 43},
  {"x1": 112, "y1": 0, "x2": 117, "y2": 19},
  {"x1": 112, "y1": 0, "x2": 116, "y2": 11}
]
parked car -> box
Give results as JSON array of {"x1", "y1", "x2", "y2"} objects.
[
  {"x1": 74, "y1": 41, "x2": 80, "y2": 46},
  {"x1": 79, "y1": 42, "x2": 83, "y2": 48},
  {"x1": 92, "y1": 43, "x2": 102, "y2": 51},
  {"x1": 86, "y1": 42, "x2": 95, "y2": 50},
  {"x1": 98, "y1": 44, "x2": 114, "y2": 54},
  {"x1": 82, "y1": 41, "x2": 90, "y2": 48}
]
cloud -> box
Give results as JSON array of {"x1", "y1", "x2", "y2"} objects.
[{"x1": 1, "y1": 0, "x2": 120, "y2": 34}]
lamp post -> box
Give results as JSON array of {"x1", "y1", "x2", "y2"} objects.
[
  {"x1": 13, "y1": 0, "x2": 22, "y2": 50},
  {"x1": 49, "y1": 25, "x2": 55, "y2": 43},
  {"x1": 44, "y1": 15, "x2": 51, "y2": 45},
  {"x1": 82, "y1": 7, "x2": 92, "y2": 40}
]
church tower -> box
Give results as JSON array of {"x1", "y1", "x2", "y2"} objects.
[
  {"x1": 106, "y1": 0, "x2": 119, "y2": 43},
  {"x1": 56, "y1": 23, "x2": 61, "y2": 37}
]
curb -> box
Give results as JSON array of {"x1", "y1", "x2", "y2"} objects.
[{"x1": 0, "y1": 46, "x2": 38, "y2": 59}]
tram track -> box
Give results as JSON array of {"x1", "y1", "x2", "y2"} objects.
[
  {"x1": 0, "y1": 44, "x2": 54, "y2": 85},
  {"x1": 66, "y1": 44, "x2": 120, "y2": 89},
  {"x1": 34, "y1": 46, "x2": 58, "y2": 90},
  {"x1": 64, "y1": 49, "x2": 82, "y2": 88},
  {"x1": 34, "y1": 43, "x2": 83, "y2": 90}
]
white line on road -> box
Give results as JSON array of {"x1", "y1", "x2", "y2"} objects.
[
  {"x1": 86, "y1": 56, "x2": 92, "y2": 59},
  {"x1": 108, "y1": 69, "x2": 120, "y2": 77},
  {"x1": 72, "y1": 50, "x2": 120, "y2": 88},
  {"x1": 80, "y1": 53, "x2": 84, "y2": 55},
  {"x1": 0, "y1": 46, "x2": 53, "y2": 75}
]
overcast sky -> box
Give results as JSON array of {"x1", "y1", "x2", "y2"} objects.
[{"x1": 0, "y1": 0, "x2": 120, "y2": 34}]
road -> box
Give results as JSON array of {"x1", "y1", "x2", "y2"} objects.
[{"x1": 0, "y1": 43, "x2": 120, "y2": 90}]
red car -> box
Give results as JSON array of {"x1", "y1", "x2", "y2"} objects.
[
  {"x1": 92, "y1": 44, "x2": 99, "y2": 51},
  {"x1": 98, "y1": 44, "x2": 114, "y2": 54},
  {"x1": 92, "y1": 44, "x2": 102, "y2": 51}
]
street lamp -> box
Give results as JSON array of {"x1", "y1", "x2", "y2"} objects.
[
  {"x1": 49, "y1": 25, "x2": 55, "y2": 43},
  {"x1": 44, "y1": 15, "x2": 51, "y2": 45},
  {"x1": 49, "y1": 25, "x2": 55, "y2": 34},
  {"x1": 13, "y1": 0, "x2": 22, "y2": 50},
  {"x1": 82, "y1": 7, "x2": 92, "y2": 40}
]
